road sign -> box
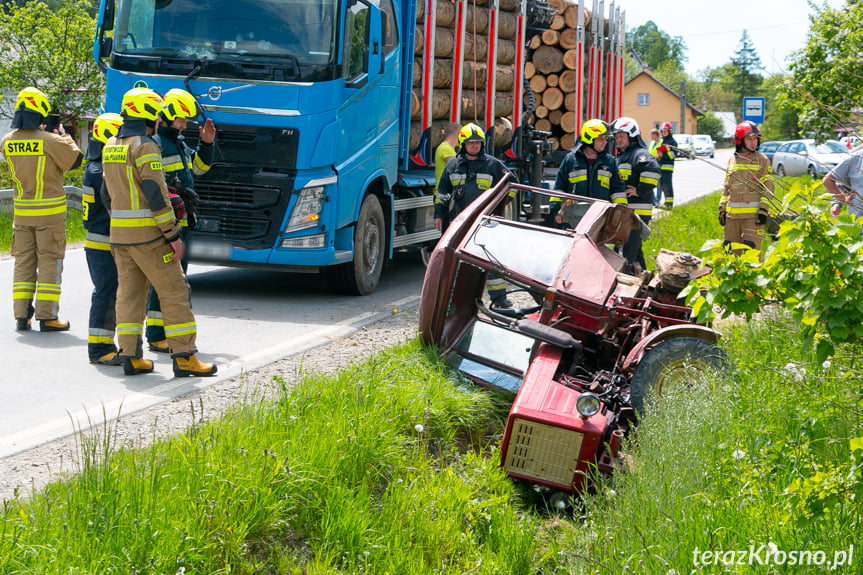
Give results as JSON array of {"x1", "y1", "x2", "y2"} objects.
[{"x1": 742, "y1": 97, "x2": 765, "y2": 124}]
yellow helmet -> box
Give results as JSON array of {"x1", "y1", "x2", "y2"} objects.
[
  {"x1": 15, "y1": 87, "x2": 51, "y2": 118},
  {"x1": 92, "y1": 113, "x2": 124, "y2": 144},
  {"x1": 121, "y1": 88, "x2": 165, "y2": 122},
  {"x1": 458, "y1": 123, "x2": 485, "y2": 148},
  {"x1": 580, "y1": 119, "x2": 610, "y2": 146},
  {"x1": 162, "y1": 88, "x2": 198, "y2": 121}
]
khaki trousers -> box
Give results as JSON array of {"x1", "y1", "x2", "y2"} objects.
[
  {"x1": 112, "y1": 239, "x2": 196, "y2": 358},
  {"x1": 11, "y1": 220, "x2": 66, "y2": 320},
  {"x1": 724, "y1": 217, "x2": 764, "y2": 254}
]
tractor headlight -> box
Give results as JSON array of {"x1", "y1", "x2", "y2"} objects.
[{"x1": 576, "y1": 392, "x2": 601, "y2": 418}]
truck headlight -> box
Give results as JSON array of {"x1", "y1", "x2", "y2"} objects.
[
  {"x1": 576, "y1": 392, "x2": 601, "y2": 418},
  {"x1": 285, "y1": 185, "x2": 326, "y2": 233}
]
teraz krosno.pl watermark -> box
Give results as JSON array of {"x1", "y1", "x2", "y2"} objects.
[{"x1": 692, "y1": 543, "x2": 854, "y2": 570}]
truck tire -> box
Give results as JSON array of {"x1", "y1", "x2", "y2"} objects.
[
  {"x1": 629, "y1": 337, "x2": 727, "y2": 413},
  {"x1": 326, "y1": 194, "x2": 386, "y2": 295}
]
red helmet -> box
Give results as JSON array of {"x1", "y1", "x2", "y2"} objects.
[
  {"x1": 660, "y1": 122, "x2": 673, "y2": 133},
  {"x1": 734, "y1": 121, "x2": 761, "y2": 145}
]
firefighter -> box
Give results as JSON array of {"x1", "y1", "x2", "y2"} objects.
[
  {"x1": 434, "y1": 123, "x2": 512, "y2": 307},
  {"x1": 83, "y1": 113, "x2": 125, "y2": 364},
  {"x1": 655, "y1": 121, "x2": 678, "y2": 209},
  {"x1": 552, "y1": 119, "x2": 626, "y2": 227},
  {"x1": 146, "y1": 88, "x2": 216, "y2": 354},
  {"x1": 1, "y1": 87, "x2": 83, "y2": 332},
  {"x1": 719, "y1": 121, "x2": 773, "y2": 255},
  {"x1": 611, "y1": 116, "x2": 660, "y2": 270},
  {"x1": 100, "y1": 87, "x2": 217, "y2": 377}
]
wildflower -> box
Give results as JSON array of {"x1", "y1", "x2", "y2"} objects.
[
  {"x1": 733, "y1": 449, "x2": 746, "y2": 460},
  {"x1": 414, "y1": 424, "x2": 424, "y2": 433}
]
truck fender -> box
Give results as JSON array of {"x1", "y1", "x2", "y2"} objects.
[{"x1": 621, "y1": 324, "x2": 721, "y2": 373}]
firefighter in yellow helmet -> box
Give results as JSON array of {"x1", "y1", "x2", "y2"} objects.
[
  {"x1": 100, "y1": 87, "x2": 217, "y2": 377},
  {"x1": 551, "y1": 119, "x2": 627, "y2": 227},
  {"x1": 1, "y1": 87, "x2": 83, "y2": 331},
  {"x1": 145, "y1": 88, "x2": 217, "y2": 354},
  {"x1": 83, "y1": 113, "x2": 125, "y2": 365},
  {"x1": 434, "y1": 122, "x2": 513, "y2": 307}
]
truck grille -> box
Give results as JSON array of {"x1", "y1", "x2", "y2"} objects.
[{"x1": 504, "y1": 418, "x2": 584, "y2": 487}]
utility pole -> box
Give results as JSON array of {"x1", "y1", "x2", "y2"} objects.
[{"x1": 679, "y1": 79, "x2": 687, "y2": 133}]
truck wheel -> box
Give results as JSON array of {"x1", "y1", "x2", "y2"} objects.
[
  {"x1": 326, "y1": 194, "x2": 386, "y2": 295},
  {"x1": 629, "y1": 337, "x2": 727, "y2": 413}
]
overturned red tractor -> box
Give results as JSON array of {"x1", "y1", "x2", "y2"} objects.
[{"x1": 418, "y1": 177, "x2": 726, "y2": 494}]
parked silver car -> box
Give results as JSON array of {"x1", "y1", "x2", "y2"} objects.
[
  {"x1": 693, "y1": 135, "x2": 715, "y2": 158},
  {"x1": 772, "y1": 139, "x2": 847, "y2": 178}
]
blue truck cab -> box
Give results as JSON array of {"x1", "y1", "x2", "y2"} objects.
[{"x1": 94, "y1": 0, "x2": 438, "y2": 294}]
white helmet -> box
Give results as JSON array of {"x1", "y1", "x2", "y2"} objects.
[{"x1": 612, "y1": 117, "x2": 640, "y2": 138}]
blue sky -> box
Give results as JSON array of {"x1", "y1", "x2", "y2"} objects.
[{"x1": 616, "y1": 0, "x2": 846, "y2": 76}]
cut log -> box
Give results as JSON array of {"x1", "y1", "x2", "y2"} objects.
[
  {"x1": 529, "y1": 74, "x2": 547, "y2": 94},
  {"x1": 561, "y1": 111, "x2": 577, "y2": 133},
  {"x1": 541, "y1": 29, "x2": 560, "y2": 46},
  {"x1": 546, "y1": 73, "x2": 559, "y2": 88},
  {"x1": 550, "y1": 13, "x2": 565, "y2": 30},
  {"x1": 536, "y1": 118, "x2": 552, "y2": 132},
  {"x1": 559, "y1": 28, "x2": 578, "y2": 50},
  {"x1": 563, "y1": 49, "x2": 579, "y2": 70},
  {"x1": 525, "y1": 61, "x2": 536, "y2": 80},
  {"x1": 534, "y1": 105, "x2": 549, "y2": 119},
  {"x1": 564, "y1": 90, "x2": 575, "y2": 112},
  {"x1": 549, "y1": 108, "x2": 563, "y2": 126},
  {"x1": 559, "y1": 69, "x2": 576, "y2": 93},
  {"x1": 542, "y1": 86, "x2": 564, "y2": 111},
  {"x1": 528, "y1": 34, "x2": 541, "y2": 50},
  {"x1": 533, "y1": 45, "x2": 564, "y2": 75},
  {"x1": 564, "y1": 4, "x2": 591, "y2": 30},
  {"x1": 560, "y1": 132, "x2": 575, "y2": 151}
]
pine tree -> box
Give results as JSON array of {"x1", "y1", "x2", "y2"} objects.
[{"x1": 728, "y1": 30, "x2": 764, "y2": 118}]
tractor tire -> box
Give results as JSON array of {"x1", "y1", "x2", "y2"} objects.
[
  {"x1": 326, "y1": 194, "x2": 386, "y2": 295},
  {"x1": 629, "y1": 337, "x2": 728, "y2": 413}
]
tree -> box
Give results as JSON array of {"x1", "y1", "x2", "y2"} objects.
[
  {"x1": 761, "y1": 73, "x2": 800, "y2": 141},
  {"x1": 626, "y1": 21, "x2": 687, "y2": 74},
  {"x1": 0, "y1": 0, "x2": 103, "y2": 122},
  {"x1": 784, "y1": 2, "x2": 863, "y2": 138},
  {"x1": 725, "y1": 30, "x2": 764, "y2": 118},
  {"x1": 694, "y1": 113, "x2": 724, "y2": 141}
]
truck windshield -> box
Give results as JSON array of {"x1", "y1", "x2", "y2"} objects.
[{"x1": 111, "y1": 0, "x2": 338, "y2": 79}]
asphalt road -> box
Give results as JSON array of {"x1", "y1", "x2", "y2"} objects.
[{"x1": 0, "y1": 147, "x2": 732, "y2": 458}]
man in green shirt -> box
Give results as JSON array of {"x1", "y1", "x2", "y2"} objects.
[{"x1": 434, "y1": 123, "x2": 460, "y2": 195}]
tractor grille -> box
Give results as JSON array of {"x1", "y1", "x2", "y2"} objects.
[{"x1": 504, "y1": 418, "x2": 584, "y2": 487}]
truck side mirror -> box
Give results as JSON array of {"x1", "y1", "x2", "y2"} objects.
[
  {"x1": 103, "y1": 0, "x2": 115, "y2": 31},
  {"x1": 99, "y1": 36, "x2": 113, "y2": 59}
]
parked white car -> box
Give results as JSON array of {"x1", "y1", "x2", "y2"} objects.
[
  {"x1": 674, "y1": 134, "x2": 695, "y2": 158},
  {"x1": 693, "y1": 135, "x2": 715, "y2": 158},
  {"x1": 772, "y1": 139, "x2": 847, "y2": 178}
]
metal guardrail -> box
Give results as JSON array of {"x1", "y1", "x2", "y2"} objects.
[{"x1": 0, "y1": 186, "x2": 83, "y2": 213}]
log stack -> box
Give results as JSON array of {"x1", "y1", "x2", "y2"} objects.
[
  {"x1": 410, "y1": 0, "x2": 522, "y2": 153},
  {"x1": 524, "y1": 0, "x2": 624, "y2": 154}
]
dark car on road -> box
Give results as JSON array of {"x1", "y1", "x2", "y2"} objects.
[{"x1": 758, "y1": 141, "x2": 784, "y2": 163}]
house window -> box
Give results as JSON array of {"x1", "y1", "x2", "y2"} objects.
[{"x1": 637, "y1": 94, "x2": 649, "y2": 106}]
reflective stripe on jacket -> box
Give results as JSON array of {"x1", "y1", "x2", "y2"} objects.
[{"x1": 720, "y1": 150, "x2": 773, "y2": 219}]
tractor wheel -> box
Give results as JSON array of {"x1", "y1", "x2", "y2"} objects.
[
  {"x1": 326, "y1": 194, "x2": 386, "y2": 295},
  {"x1": 629, "y1": 337, "x2": 727, "y2": 413}
]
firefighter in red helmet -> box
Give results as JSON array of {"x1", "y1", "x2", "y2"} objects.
[
  {"x1": 719, "y1": 121, "x2": 773, "y2": 255},
  {"x1": 654, "y1": 121, "x2": 677, "y2": 209}
]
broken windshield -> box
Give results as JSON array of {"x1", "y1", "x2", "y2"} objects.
[
  {"x1": 112, "y1": 0, "x2": 337, "y2": 75},
  {"x1": 462, "y1": 219, "x2": 573, "y2": 285}
]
